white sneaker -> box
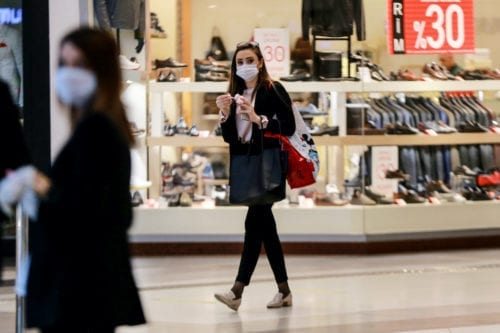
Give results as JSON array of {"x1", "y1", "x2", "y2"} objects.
[
  {"x1": 266, "y1": 292, "x2": 292, "y2": 308},
  {"x1": 120, "y1": 55, "x2": 140, "y2": 70},
  {"x1": 214, "y1": 290, "x2": 241, "y2": 311}
]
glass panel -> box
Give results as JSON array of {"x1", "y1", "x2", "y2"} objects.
[
  {"x1": 0, "y1": 0, "x2": 22, "y2": 237},
  {"x1": 0, "y1": 0, "x2": 22, "y2": 106}
]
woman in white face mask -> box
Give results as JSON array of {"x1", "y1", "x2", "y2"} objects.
[
  {"x1": 25, "y1": 27, "x2": 145, "y2": 333},
  {"x1": 214, "y1": 42, "x2": 296, "y2": 311}
]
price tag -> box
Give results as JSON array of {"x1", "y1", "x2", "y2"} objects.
[
  {"x1": 253, "y1": 28, "x2": 290, "y2": 79},
  {"x1": 387, "y1": 0, "x2": 475, "y2": 54}
]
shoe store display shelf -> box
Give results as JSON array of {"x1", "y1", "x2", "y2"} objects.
[
  {"x1": 146, "y1": 132, "x2": 500, "y2": 149},
  {"x1": 141, "y1": 79, "x2": 500, "y2": 253},
  {"x1": 146, "y1": 135, "x2": 342, "y2": 147},
  {"x1": 343, "y1": 132, "x2": 500, "y2": 146},
  {"x1": 130, "y1": 200, "x2": 500, "y2": 251},
  {"x1": 148, "y1": 80, "x2": 500, "y2": 94}
]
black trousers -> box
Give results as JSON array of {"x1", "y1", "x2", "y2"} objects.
[{"x1": 236, "y1": 204, "x2": 288, "y2": 285}]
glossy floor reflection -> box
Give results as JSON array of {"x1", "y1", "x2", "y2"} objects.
[{"x1": 3, "y1": 249, "x2": 500, "y2": 332}]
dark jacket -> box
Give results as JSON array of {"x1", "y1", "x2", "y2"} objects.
[
  {"x1": 302, "y1": 0, "x2": 366, "y2": 41},
  {"x1": 221, "y1": 81, "x2": 295, "y2": 156},
  {"x1": 26, "y1": 112, "x2": 145, "y2": 328},
  {"x1": 0, "y1": 79, "x2": 29, "y2": 222},
  {"x1": 94, "y1": 0, "x2": 145, "y2": 37}
]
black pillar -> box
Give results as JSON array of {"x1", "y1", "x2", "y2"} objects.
[{"x1": 22, "y1": 0, "x2": 51, "y2": 173}]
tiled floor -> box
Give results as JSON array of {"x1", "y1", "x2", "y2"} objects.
[{"x1": 3, "y1": 249, "x2": 500, "y2": 332}]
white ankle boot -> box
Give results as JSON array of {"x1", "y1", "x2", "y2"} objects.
[
  {"x1": 266, "y1": 292, "x2": 292, "y2": 308},
  {"x1": 214, "y1": 290, "x2": 241, "y2": 311}
]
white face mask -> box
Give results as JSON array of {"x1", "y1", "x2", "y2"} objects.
[
  {"x1": 236, "y1": 64, "x2": 259, "y2": 82},
  {"x1": 55, "y1": 67, "x2": 97, "y2": 108}
]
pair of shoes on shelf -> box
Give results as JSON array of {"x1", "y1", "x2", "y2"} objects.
[
  {"x1": 426, "y1": 180, "x2": 452, "y2": 194},
  {"x1": 314, "y1": 192, "x2": 349, "y2": 206},
  {"x1": 422, "y1": 62, "x2": 454, "y2": 80},
  {"x1": 456, "y1": 120, "x2": 489, "y2": 133},
  {"x1": 197, "y1": 70, "x2": 228, "y2": 81},
  {"x1": 385, "y1": 169, "x2": 410, "y2": 180},
  {"x1": 164, "y1": 118, "x2": 201, "y2": 136},
  {"x1": 280, "y1": 69, "x2": 312, "y2": 82},
  {"x1": 392, "y1": 69, "x2": 425, "y2": 81},
  {"x1": 194, "y1": 58, "x2": 230, "y2": 82},
  {"x1": 157, "y1": 69, "x2": 177, "y2": 82},
  {"x1": 386, "y1": 122, "x2": 420, "y2": 135},
  {"x1": 214, "y1": 291, "x2": 292, "y2": 311},
  {"x1": 154, "y1": 57, "x2": 187, "y2": 69},
  {"x1": 350, "y1": 190, "x2": 376, "y2": 205},
  {"x1": 131, "y1": 191, "x2": 143, "y2": 207},
  {"x1": 462, "y1": 186, "x2": 493, "y2": 201},
  {"x1": 397, "y1": 186, "x2": 427, "y2": 203},
  {"x1": 367, "y1": 63, "x2": 390, "y2": 81},
  {"x1": 453, "y1": 165, "x2": 478, "y2": 177},
  {"x1": 364, "y1": 187, "x2": 393, "y2": 204},
  {"x1": 309, "y1": 123, "x2": 339, "y2": 136}
]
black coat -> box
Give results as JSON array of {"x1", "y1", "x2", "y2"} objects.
[
  {"x1": 0, "y1": 79, "x2": 30, "y2": 222},
  {"x1": 26, "y1": 112, "x2": 145, "y2": 328},
  {"x1": 302, "y1": 0, "x2": 366, "y2": 41},
  {"x1": 221, "y1": 81, "x2": 295, "y2": 156}
]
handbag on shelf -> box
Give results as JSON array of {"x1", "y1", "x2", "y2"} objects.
[
  {"x1": 266, "y1": 84, "x2": 320, "y2": 189},
  {"x1": 207, "y1": 26, "x2": 229, "y2": 61}
]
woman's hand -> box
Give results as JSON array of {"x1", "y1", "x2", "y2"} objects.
[
  {"x1": 33, "y1": 171, "x2": 51, "y2": 196},
  {"x1": 234, "y1": 95, "x2": 260, "y2": 124},
  {"x1": 215, "y1": 94, "x2": 233, "y2": 118}
]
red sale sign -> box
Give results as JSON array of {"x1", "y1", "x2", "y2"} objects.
[{"x1": 387, "y1": 0, "x2": 475, "y2": 54}]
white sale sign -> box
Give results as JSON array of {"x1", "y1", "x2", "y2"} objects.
[
  {"x1": 371, "y1": 146, "x2": 399, "y2": 197},
  {"x1": 253, "y1": 28, "x2": 290, "y2": 80}
]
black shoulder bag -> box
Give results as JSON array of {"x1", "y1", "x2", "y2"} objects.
[{"x1": 229, "y1": 118, "x2": 288, "y2": 206}]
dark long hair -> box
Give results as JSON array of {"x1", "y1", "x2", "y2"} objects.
[
  {"x1": 59, "y1": 27, "x2": 134, "y2": 145},
  {"x1": 227, "y1": 42, "x2": 273, "y2": 99}
]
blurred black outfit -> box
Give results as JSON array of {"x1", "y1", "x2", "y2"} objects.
[
  {"x1": 221, "y1": 81, "x2": 295, "y2": 285},
  {"x1": 26, "y1": 112, "x2": 145, "y2": 332},
  {"x1": 0, "y1": 79, "x2": 30, "y2": 282}
]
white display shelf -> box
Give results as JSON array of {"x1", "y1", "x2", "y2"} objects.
[
  {"x1": 149, "y1": 80, "x2": 500, "y2": 94},
  {"x1": 146, "y1": 135, "x2": 342, "y2": 147},
  {"x1": 343, "y1": 133, "x2": 500, "y2": 146},
  {"x1": 361, "y1": 80, "x2": 500, "y2": 93},
  {"x1": 130, "y1": 201, "x2": 500, "y2": 243},
  {"x1": 146, "y1": 133, "x2": 500, "y2": 148}
]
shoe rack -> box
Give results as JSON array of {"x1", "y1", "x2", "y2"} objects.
[
  {"x1": 137, "y1": 0, "x2": 500, "y2": 250},
  {"x1": 138, "y1": 78, "x2": 500, "y2": 249},
  {"x1": 147, "y1": 80, "x2": 500, "y2": 196}
]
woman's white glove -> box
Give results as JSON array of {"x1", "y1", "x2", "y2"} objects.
[{"x1": 0, "y1": 166, "x2": 38, "y2": 218}]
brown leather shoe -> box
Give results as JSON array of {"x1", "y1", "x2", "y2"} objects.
[
  {"x1": 422, "y1": 62, "x2": 447, "y2": 80},
  {"x1": 385, "y1": 169, "x2": 410, "y2": 180},
  {"x1": 350, "y1": 190, "x2": 376, "y2": 205}
]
